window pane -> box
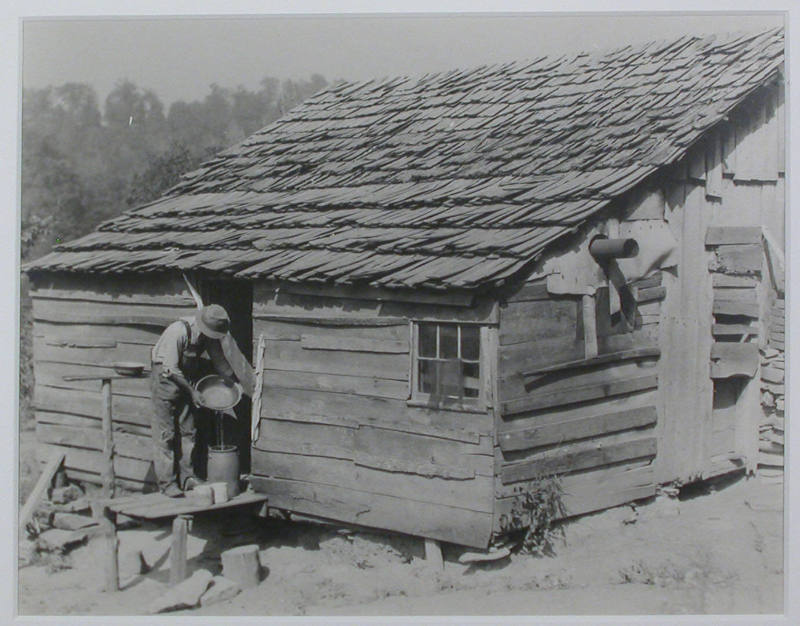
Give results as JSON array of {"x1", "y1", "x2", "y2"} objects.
[
  {"x1": 439, "y1": 359, "x2": 463, "y2": 397},
  {"x1": 419, "y1": 359, "x2": 436, "y2": 393},
  {"x1": 462, "y1": 362, "x2": 480, "y2": 379},
  {"x1": 460, "y1": 326, "x2": 480, "y2": 360},
  {"x1": 463, "y1": 387, "x2": 480, "y2": 398},
  {"x1": 440, "y1": 324, "x2": 458, "y2": 358},
  {"x1": 419, "y1": 324, "x2": 437, "y2": 357}
]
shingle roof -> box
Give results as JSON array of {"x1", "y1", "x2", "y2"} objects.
[{"x1": 28, "y1": 27, "x2": 784, "y2": 290}]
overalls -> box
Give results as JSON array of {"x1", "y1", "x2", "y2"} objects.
[{"x1": 150, "y1": 320, "x2": 204, "y2": 492}]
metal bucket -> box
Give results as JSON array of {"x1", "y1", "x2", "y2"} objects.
[{"x1": 207, "y1": 445, "x2": 240, "y2": 497}]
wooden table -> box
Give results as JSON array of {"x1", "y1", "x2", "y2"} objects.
[{"x1": 93, "y1": 490, "x2": 268, "y2": 591}]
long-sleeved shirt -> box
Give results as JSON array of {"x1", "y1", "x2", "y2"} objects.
[{"x1": 151, "y1": 316, "x2": 234, "y2": 380}]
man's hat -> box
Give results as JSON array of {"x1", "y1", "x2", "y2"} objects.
[{"x1": 196, "y1": 304, "x2": 230, "y2": 339}]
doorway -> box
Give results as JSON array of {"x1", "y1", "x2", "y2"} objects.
[{"x1": 199, "y1": 278, "x2": 254, "y2": 473}]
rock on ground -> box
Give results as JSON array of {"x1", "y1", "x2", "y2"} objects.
[
  {"x1": 148, "y1": 569, "x2": 213, "y2": 614},
  {"x1": 200, "y1": 576, "x2": 241, "y2": 607}
]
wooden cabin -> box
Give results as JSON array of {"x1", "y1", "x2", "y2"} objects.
[{"x1": 25, "y1": 29, "x2": 785, "y2": 548}]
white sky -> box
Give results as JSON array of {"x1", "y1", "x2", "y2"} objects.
[{"x1": 22, "y1": 12, "x2": 785, "y2": 105}]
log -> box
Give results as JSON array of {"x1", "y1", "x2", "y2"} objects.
[
  {"x1": 19, "y1": 449, "x2": 65, "y2": 530},
  {"x1": 220, "y1": 544, "x2": 262, "y2": 589},
  {"x1": 424, "y1": 538, "x2": 444, "y2": 570},
  {"x1": 170, "y1": 515, "x2": 192, "y2": 586}
]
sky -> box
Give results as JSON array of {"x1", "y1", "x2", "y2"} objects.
[{"x1": 22, "y1": 12, "x2": 785, "y2": 106}]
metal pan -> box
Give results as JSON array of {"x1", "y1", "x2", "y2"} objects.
[{"x1": 195, "y1": 374, "x2": 242, "y2": 411}]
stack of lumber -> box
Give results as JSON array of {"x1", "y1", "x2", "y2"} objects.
[
  {"x1": 27, "y1": 29, "x2": 784, "y2": 292},
  {"x1": 758, "y1": 296, "x2": 785, "y2": 477}
]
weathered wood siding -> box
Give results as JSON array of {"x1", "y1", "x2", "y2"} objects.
[
  {"x1": 494, "y1": 276, "x2": 662, "y2": 532},
  {"x1": 249, "y1": 283, "x2": 496, "y2": 548},
  {"x1": 30, "y1": 273, "x2": 196, "y2": 490}
]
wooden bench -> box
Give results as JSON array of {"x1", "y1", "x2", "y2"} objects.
[{"x1": 92, "y1": 490, "x2": 268, "y2": 591}]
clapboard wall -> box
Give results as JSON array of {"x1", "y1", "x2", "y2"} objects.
[
  {"x1": 493, "y1": 277, "x2": 663, "y2": 532},
  {"x1": 29, "y1": 273, "x2": 196, "y2": 491},
  {"x1": 248, "y1": 282, "x2": 497, "y2": 548}
]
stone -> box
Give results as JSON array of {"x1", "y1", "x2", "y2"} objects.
[
  {"x1": 52, "y1": 512, "x2": 98, "y2": 531},
  {"x1": 37, "y1": 528, "x2": 88, "y2": 554},
  {"x1": 49, "y1": 485, "x2": 82, "y2": 505},
  {"x1": 200, "y1": 575, "x2": 242, "y2": 607},
  {"x1": 148, "y1": 569, "x2": 213, "y2": 614}
]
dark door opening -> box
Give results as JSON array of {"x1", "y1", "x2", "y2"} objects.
[{"x1": 199, "y1": 278, "x2": 254, "y2": 473}]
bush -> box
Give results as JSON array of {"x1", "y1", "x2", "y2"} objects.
[{"x1": 500, "y1": 475, "x2": 566, "y2": 556}]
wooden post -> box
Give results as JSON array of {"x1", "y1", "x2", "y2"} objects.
[
  {"x1": 101, "y1": 378, "x2": 115, "y2": 499},
  {"x1": 170, "y1": 515, "x2": 192, "y2": 586},
  {"x1": 424, "y1": 538, "x2": 444, "y2": 570},
  {"x1": 19, "y1": 450, "x2": 65, "y2": 531},
  {"x1": 251, "y1": 334, "x2": 266, "y2": 443},
  {"x1": 582, "y1": 294, "x2": 598, "y2": 358},
  {"x1": 91, "y1": 502, "x2": 119, "y2": 592}
]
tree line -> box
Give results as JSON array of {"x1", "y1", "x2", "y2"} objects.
[{"x1": 21, "y1": 73, "x2": 329, "y2": 261}]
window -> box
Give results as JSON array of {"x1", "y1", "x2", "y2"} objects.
[{"x1": 413, "y1": 322, "x2": 482, "y2": 405}]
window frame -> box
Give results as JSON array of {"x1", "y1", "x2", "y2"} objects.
[{"x1": 409, "y1": 320, "x2": 486, "y2": 411}]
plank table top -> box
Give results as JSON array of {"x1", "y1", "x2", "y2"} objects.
[{"x1": 104, "y1": 490, "x2": 267, "y2": 520}]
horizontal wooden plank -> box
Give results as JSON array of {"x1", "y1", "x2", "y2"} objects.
[
  {"x1": 30, "y1": 273, "x2": 189, "y2": 302},
  {"x1": 630, "y1": 273, "x2": 663, "y2": 289},
  {"x1": 255, "y1": 417, "x2": 355, "y2": 451},
  {"x1": 499, "y1": 298, "x2": 580, "y2": 344},
  {"x1": 30, "y1": 288, "x2": 195, "y2": 307},
  {"x1": 33, "y1": 321, "x2": 162, "y2": 346},
  {"x1": 32, "y1": 297, "x2": 193, "y2": 322},
  {"x1": 498, "y1": 405, "x2": 657, "y2": 452},
  {"x1": 37, "y1": 443, "x2": 157, "y2": 486},
  {"x1": 36, "y1": 422, "x2": 153, "y2": 461},
  {"x1": 504, "y1": 357, "x2": 659, "y2": 405},
  {"x1": 253, "y1": 436, "x2": 353, "y2": 461},
  {"x1": 498, "y1": 337, "x2": 585, "y2": 380},
  {"x1": 254, "y1": 318, "x2": 408, "y2": 341},
  {"x1": 261, "y1": 370, "x2": 408, "y2": 400},
  {"x1": 34, "y1": 362, "x2": 151, "y2": 397},
  {"x1": 35, "y1": 410, "x2": 150, "y2": 438},
  {"x1": 253, "y1": 314, "x2": 407, "y2": 327},
  {"x1": 272, "y1": 281, "x2": 476, "y2": 307},
  {"x1": 33, "y1": 311, "x2": 174, "y2": 327},
  {"x1": 712, "y1": 287, "x2": 758, "y2": 303},
  {"x1": 712, "y1": 323, "x2": 757, "y2": 337},
  {"x1": 504, "y1": 281, "x2": 549, "y2": 303},
  {"x1": 636, "y1": 286, "x2": 666, "y2": 304},
  {"x1": 34, "y1": 386, "x2": 153, "y2": 427},
  {"x1": 33, "y1": 339, "x2": 153, "y2": 368},
  {"x1": 712, "y1": 273, "x2": 758, "y2": 288},
  {"x1": 712, "y1": 244, "x2": 762, "y2": 275},
  {"x1": 299, "y1": 333, "x2": 409, "y2": 354},
  {"x1": 250, "y1": 475, "x2": 493, "y2": 547},
  {"x1": 381, "y1": 298, "x2": 498, "y2": 324},
  {"x1": 705, "y1": 226, "x2": 762, "y2": 245},
  {"x1": 262, "y1": 338, "x2": 408, "y2": 380},
  {"x1": 353, "y1": 453, "x2": 475, "y2": 480},
  {"x1": 501, "y1": 374, "x2": 659, "y2": 416},
  {"x1": 250, "y1": 449, "x2": 493, "y2": 513},
  {"x1": 713, "y1": 299, "x2": 760, "y2": 318},
  {"x1": 353, "y1": 425, "x2": 493, "y2": 475},
  {"x1": 261, "y1": 386, "x2": 491, "y2": 438},
  {"x1": 494, "y1": 461, "x2": 654, "y2": 516},
  {"x1": 500, "y1": 436, "x2": 657, "y2": 484},
  {"x1": 521, "y1": 346, "x2": 660, "y2": 377}
]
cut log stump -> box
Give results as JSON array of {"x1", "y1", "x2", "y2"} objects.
[{"x1": 221, "y1": 544, "x2": 262, "y2": 588}]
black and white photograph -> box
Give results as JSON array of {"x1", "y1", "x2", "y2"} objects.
[{"x1": 12, "y1": 4, "x2": 794, "y2": 621}]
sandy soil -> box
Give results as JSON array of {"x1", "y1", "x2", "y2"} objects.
[{"x1": 18, "y1": 435, "x2": 783, "y2": 618}]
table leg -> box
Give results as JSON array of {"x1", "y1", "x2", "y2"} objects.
[{"x1": 170, "y1": 514, "x2": 192, "y2": 586}]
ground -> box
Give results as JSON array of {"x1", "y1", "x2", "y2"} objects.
[{"x1": 18, "y1": 426, "x2": 783, "y2": 618}]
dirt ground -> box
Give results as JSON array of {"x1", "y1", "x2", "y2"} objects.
[{"x1": 17, "y1": 426, "x2": 784, "y2": 618}]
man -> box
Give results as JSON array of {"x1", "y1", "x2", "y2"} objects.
[{"x1": 150, "y1": 304, "x2": 238, "y2": 497}]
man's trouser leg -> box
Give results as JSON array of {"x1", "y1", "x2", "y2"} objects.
[
  {"x1": 177, "y1": 408, "x2": 197, "y2": 489},
  {"x1": 150, "y1": 365, "x2": 186, "y2": 492}
]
